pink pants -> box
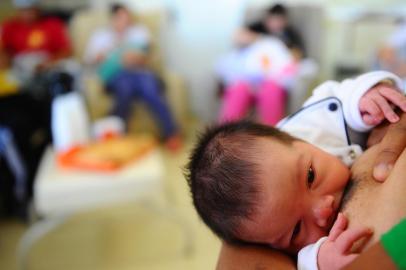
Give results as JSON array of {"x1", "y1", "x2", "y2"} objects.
[{"x1": 219, "y1": 80, "x2": 286, "y2": 126}]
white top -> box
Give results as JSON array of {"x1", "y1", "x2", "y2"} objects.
[
  {"x1": 216, "y1": 36, "x2": 296, "y2": 87},
  {"x1": 278, "y1": 71, "x2": 404, "y2": 166},
  {"x1": 84, "y1": 25, "x2": 151, "y2": 65},
  {"x1": 388, "y1": 23, "x2": 406, "y2": 49},
  {"x1": 276, "y1": 71, "x2": 405, "y2": 270}
]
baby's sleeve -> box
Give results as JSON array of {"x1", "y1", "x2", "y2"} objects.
[
  {"x1": 301, "y1": 71, "x2": 404, "y2": 132},
  {"x1": 332, "y1": 71, "x2": 404, "y2": 132},
  {"x1": 297, "y1": 237, "x2": 327, "y2": 270}
]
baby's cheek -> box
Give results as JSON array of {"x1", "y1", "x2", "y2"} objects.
[
  {"x1": 290, "y1": 232, "x2": 324, "y2": 254},
  {"x1": 302, "y1": 226, "x2": 328, "y2": 247},
  {"x1": 333, "y1": 166, "x2": 351, "y2": 191}
]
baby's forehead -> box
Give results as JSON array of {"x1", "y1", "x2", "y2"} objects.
[
  {"x1": 247, "y1": 137, "x2": 292, "y2": 160},
  {"x1": 214, "y1": 134, "x2": 265, "y2": 156},
  {"x1": 231, "y1": 136, "x2": 279, "y2": 152}
]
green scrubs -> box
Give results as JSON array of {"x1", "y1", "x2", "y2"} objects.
[{"x1": 381, "y1": 218, "x2": 406, "y2": 269}]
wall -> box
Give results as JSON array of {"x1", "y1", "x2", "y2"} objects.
[
  {"x1": 2, "y1": 0, "x2": 406, "y2": 121},
  {"x1": 125, "y1": 0, "x2": 247, "y2": 121},
  {"x1": 159, "y1": 0, "x2": 246, "y2": 121},
  {"x1": 123, "y1": 0, "x2": 406, "y2": 121}
]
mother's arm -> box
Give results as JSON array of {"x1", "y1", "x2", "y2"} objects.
[
  {"x1": 369, "y1": 112, "x2": 406, "y2": 181},
  {"x1": 343, "y1": 242, "x2": 397, "y2": 270},
  {"x1": 216, "y1": 243, "x2": 295, "y2": 270}
]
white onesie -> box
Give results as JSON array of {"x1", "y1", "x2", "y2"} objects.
[{"x1": 276, "y1": 71, "x2": 405, "y2": 270}]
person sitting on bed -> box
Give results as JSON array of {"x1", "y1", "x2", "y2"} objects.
[{"x1": 186, "y1": 71, "x2": 406, "y2": 270}]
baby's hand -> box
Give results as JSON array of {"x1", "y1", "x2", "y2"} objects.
[
  {"x1": 359, "y1": 82, "x2": 406, "y2": 125},
  {"x1": 317, "y1": 213, "x2": 373, "y2": 270}
]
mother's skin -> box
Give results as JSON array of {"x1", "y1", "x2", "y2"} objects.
[
  {"x1": 216, "y1": 113, "x2": 406, "y2": 270},
  {"x1": 341, "y1": 138, "x2": 406, "y2": 249}
]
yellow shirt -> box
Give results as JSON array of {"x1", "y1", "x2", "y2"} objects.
[{"x1": 0, "y1": 70, "x2": 19, "y2": 96}]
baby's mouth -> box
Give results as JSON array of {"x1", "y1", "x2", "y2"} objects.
[
  {"x1": 326, "y1": 198, "x2": 340, "y2": 231},
  {"x1": 326, "y1": 208, "x2": 338, "y2": 231},
  {"x1": 329, "y1": 180, "x2": 352, "y2": 225}
]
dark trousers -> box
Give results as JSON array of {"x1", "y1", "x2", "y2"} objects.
[
  {"x1": 107, "y1": 69, "x2": 177, "y2": 139},
  {"x1": 0, "y1": 93, "x2": 51, "y2": 218}
]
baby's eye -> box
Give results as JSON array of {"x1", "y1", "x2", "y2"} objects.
[{"x1": 307, "y1": 166, "x2": 315, "y2": 188}]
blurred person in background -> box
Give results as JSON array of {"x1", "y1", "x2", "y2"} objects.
[
  {"x1": 0, "y1": 49, "x2": 19, "y2": 97},
  {"x1": 239, "y1": 3, "x2": 305, "y2": 60},
  {"x1": 375, "y1": 19, "x2": 406, "y2": 87},
  {"x1": 0, "y1": 0, "x2": 74, "y2": 217},
  {"x1": 216, "y1": 3, "x2": 304, "y2": 126},
  {"x1": 0, "y1": 0, "x2": 75, "y2": 99},
  {"x1": 84, "y1": 3, "x2": 181, "y2": 150}
]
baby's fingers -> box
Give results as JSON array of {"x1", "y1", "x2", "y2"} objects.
[
  {"x1": 336, "y1": 227, "x2": 373, "y2": 253},
  {"x1": 340, "y1": 253, "x2": 359, "y2": 268},
  {"x1": 372, "y1": 94, "x2": 399, "y2": 123},
  {"x1": 378, "y1": 87, "x2": 406, "y2": 112},
  {"x1": 360, "y1": 97, "x2": 384, "y2": 125},
  {"x1": 328, "y1": 213, "x2": 348, "y2": 241},
  {"x1": 362, "y1": 114, "x2": 381, "y2": 126}
]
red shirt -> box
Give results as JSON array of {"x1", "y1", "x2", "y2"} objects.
[{"x1": 0, "y1": 16, "x2": 71, "y2": 57}]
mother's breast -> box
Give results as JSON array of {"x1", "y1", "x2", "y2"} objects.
[{"x1": 341, "y1": 144, "x2": 406, "y2": 250}]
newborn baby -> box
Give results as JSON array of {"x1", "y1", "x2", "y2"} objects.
[{"x1": 186, "y1": 71, "x2": 406, "y2": 269}]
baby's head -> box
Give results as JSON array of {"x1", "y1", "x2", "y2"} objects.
[{"x1": 186, "y1": 121, "x2": 350, "y2": 253}]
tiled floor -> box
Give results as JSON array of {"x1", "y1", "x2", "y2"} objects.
[{"x1": 0, "y1": 131, "x2": 221, "y2": 270}]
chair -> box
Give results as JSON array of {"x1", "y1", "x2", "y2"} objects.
[{"x1": 68, "y1": 8, "x2": 190, "y2": 135}]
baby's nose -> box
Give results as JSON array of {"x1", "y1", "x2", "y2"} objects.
[{"x1": 313, "y1": 195, "x2": 334, "y2": 228}]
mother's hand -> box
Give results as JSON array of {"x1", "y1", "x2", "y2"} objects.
[{"x1": 368, "y1": 112, "x2": 406, "y2": 182}]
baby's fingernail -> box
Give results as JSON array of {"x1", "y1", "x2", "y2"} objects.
[
  {"x1": 373, "y1": 163, "x2": 393, "y2": 181},
  {"x1": 390, "y1": 114, "x2": 399, "y2": 122}
]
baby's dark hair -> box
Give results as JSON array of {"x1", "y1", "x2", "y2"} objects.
[{"x1": 185, "y1": 121, "x2": 295, "y2": 244}]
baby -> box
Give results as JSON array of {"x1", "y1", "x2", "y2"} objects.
[{"x1": 186, "y1": 71, "x2": 406, "y2": 270}]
